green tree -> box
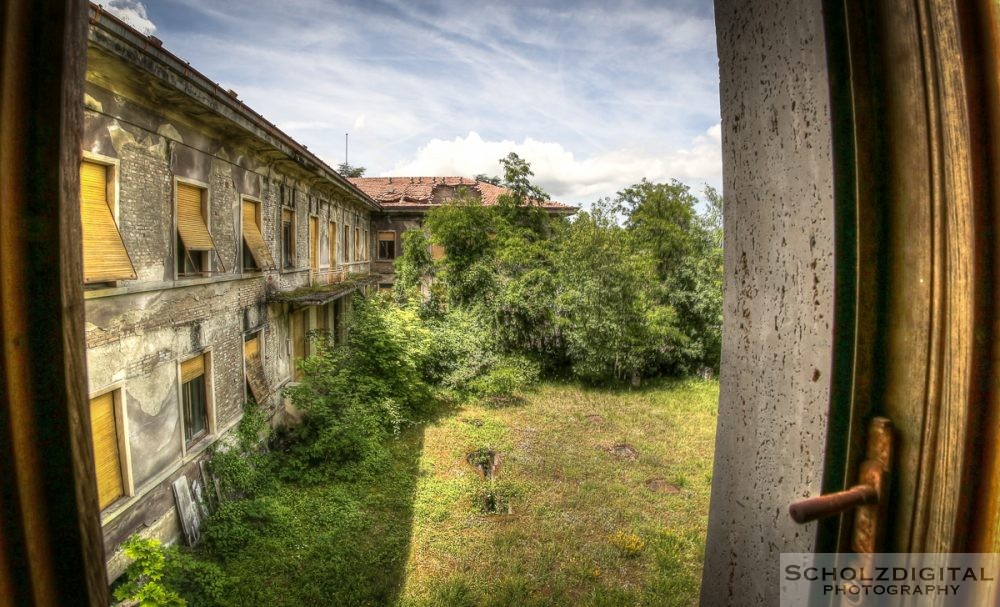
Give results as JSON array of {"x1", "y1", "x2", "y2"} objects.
[{"x1": 337, "y1": 162, "x2": 366, "y2": 178}]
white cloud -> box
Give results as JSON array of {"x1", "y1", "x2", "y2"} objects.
[
  {"x1": 385, "y1": 124, "x2": 722, "y2": 206},
  {"x1": 352, "y1": 114, "x2": 367, "y2": 131},
  {"x1": 105, "y1": 0, "x2": 156, "y2": 36}
]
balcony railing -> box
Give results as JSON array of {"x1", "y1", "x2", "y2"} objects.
[{"x1": 309, "y1": 262, "x2": 370, "y2": 287}]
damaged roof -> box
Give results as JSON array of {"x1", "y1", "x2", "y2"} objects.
[{"x1": 348, "y1": 177, "x2": 577, "y2": 214}]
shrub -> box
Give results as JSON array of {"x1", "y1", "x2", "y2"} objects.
[
  {"x1": 200, "y1": 497, "x2": 287, "y2": 562},
  {"x1": 113, "y1": 536, "x2": 186, "y2": 607}
]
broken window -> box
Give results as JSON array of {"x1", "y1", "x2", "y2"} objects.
[
  {"x1": 242, "y1": 199, "x2": 275, "y2": 272},
  {"x1": 281, "y1": 207, "x2": 295, "y2": 269},
  {"x1": 89, "y1": 390, "x2": 125, "y2": 510},
  {"x1": 180, "y1": 354, "x2": 209, "y2": 446},
  {"x1": 80, "y1": 160, "x2": 136, "y2": 284},
  {"x1": 176, "y1": 181, "x2": 220, "y2": 277},
  {"x1": 378, "y1": 231, "x2": 396, "y2": 260}
]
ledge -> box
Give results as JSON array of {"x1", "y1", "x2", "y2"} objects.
[{"x1": 267, "y1": 273, "x2": 378, "y2": 306}]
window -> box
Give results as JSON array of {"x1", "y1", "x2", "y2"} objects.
[
  {"x1": 180, "y1": 354, "x2": 209, "y2": 446},
  {"x1": 354, "y1": 226, "x2": 361, "y2": 261},
  {"x1": 343, "y1": 225, "x2": 350, "y2": 263},
  {"x1": 242, "y1": 199, "x2": 275, "y2": 271},
  {"x1": 364, "y1": 229, "x2": 369, "y2": 260},
  {"x1": 378, "y1": 231, "x2": 396, "y2": 260},
  {"x1": 244, "y1": 332, "x2": 268, "y2": 404},
  {"x1": 176, "y1": 181, "x2": 220, "y2": 277},
  {"x1": 291, "y1": 310, "x2": 307, "y2": 381},
  {"x1": 309, "y1": 216, "x2": 319, "y2": 273},
  {"x1": 89, "y1": 390, "x2": 126, "y2": 510},
  {"x1": 80, "y1": 160, "x2": 136, "y2": 284},
  {"x1": 329, "y1": 221, "x2": 337, "y2": 266},
  {"x1": 281, "y1": 208, "x2": 295, "y2": 269}
]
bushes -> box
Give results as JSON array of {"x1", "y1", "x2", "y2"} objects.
[{"x1": 114, "y1": 536, "x2": 231, "y2": 607}]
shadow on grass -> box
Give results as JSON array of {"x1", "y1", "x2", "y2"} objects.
[{"x1": 189, "y1": 401, "x2": 466, "y2": 607}]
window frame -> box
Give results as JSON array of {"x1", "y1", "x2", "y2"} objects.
[
  {"x1": 281, "y1": 206, "x2": 296, "y2": 271},
  {"x1": 377, "y1": 230, "x2": 396, "y2": 260},
  {"x1": 87, "y1": 383, "x2": 134, "y2": 514},
  {"x1": 243, "y1": 329, "x2": 265, "y2": 404},
  {"x1": 81, "y1": 152, "x2": 138, "y2": 287},
  {"x1": 177, "y1": 350, "x2": 215, "y2": 454},
  {"x1": 173, "y1": 176, "x2": 214, "y2": 279},
  {"x1": 329, "y1": 220, "x2": 338, "y2": 267},
  {"x1": 241, "y1": 195, "x2": 269, "y2": 273}
]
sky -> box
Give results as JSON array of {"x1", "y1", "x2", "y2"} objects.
[{"x1": 102, "y1": 0, "x2": 721, "y2": 207}]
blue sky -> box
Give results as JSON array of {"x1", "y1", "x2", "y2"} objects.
[{"x1": 104, "y1": 0, "x2": 721, "y2": 206}]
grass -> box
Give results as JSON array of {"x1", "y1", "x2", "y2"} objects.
[{"x1": 193, "y1": 379, "x2": 718, "y2": 607}]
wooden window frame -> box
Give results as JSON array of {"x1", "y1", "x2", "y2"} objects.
[
  {"x1": 354, "y1": 226, "x2": 361, "y2": 262},
  {"x1": 177, "y1": 350, "x2": 216, "y2": 455},
  {"x1": 87, "y1": 383, "x2": 134, "y2": 515},
  {"x1": 173, "y1": 176, "x2": 217, "y2": 279},
  {"x1": 281, "y1": 206, "x2": 296, "y2": 271},
  {"x1": 80, "y1": 152, "x2": 137, "y2": 286},
  {"x1": 327, "y1": 220, "x2": 340, "y2": 268},
  {"x1": 243, "y1": 330, "x2": 266, "y2": 405},
  {"x1": 377, "y1": 230, "x2": 396, "y2": 260},
  {"x1": 309, "y1": 214, "x2": 320, "y2": 273},
  {"x1": 343, "y1": 224, "x2": 350, "y2": 263},
  {"x1": 241, "y1": 196, "x2": 274, "y2": 273}
]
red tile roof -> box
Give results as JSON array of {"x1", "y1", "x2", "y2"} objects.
[{"x1": 348, "y1": 176, "x2": 577, "y2": 213}]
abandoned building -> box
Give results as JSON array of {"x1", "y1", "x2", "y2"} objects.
[
  {"x1": 349, "y1": 176, "x2": 576, "y2": 285},
  {"x1": 81, "y1": 5, "x2": 383, "y2": 578}
]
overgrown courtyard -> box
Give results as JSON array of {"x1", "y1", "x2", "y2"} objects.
[
  {"x1": 112, "y1": 159, "x2": 722, "y2": 607},
  {"x1": 122, "y1": 380, "x2": 717, "y2": 607}
]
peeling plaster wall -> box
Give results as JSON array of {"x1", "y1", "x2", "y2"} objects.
[
  {"x1": 81, "y1": 64, "x2": 373, "y2": 569},
  {"x1": 701, "y1": 0, "x2": 835, "y2": 605}
]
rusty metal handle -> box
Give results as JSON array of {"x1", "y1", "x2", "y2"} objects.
[{"x1": 788, "y1": 484, "x2": 878, "y2": 524}]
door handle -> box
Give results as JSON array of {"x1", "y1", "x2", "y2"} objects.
[{"x1": 788, "y1": 417, "x2": 894, "y2": 553}]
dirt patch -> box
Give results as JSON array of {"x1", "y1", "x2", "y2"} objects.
[
  {"x1": 585, "y1": 414, "x2": 606, "y2": 424},
  {"x1": 467, "y1": 449, "x2": 503, "y2": 479},
  {"x1": 645, "y1": 478, "x2": 681, "y2": 493},
  {"x1": 609, "y1": 443, "x2": 639, "y2": 461}
]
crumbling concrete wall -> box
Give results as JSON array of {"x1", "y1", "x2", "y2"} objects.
[{"x1": 701, "y1": 0, "x2": 836, "y2": 605}]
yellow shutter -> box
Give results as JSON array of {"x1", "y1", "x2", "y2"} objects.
[
  {"x1": 354, "y1": 227, "x2": 360, "y2": 261},
  {"x1": 176, "y1": 182, "x2": 216, "y2": 251},
  {"x1": 89, "y1": 392, "x2": 123, "y2": 510},
  {"x1": 242, "y1": 201, "x2": 276, "y2": 270},
  {"x1": 343, "y1": 225, "x2": 350, "y2": 261},
  {"x1": 378, "y1": 231, "x2": 394, "y2": 242},
  {"x1": 181, "y1": 354, "x2": 205, "y2": 383},
  {"x1": 309, "y1": 217, "x2": 319, "y2": 271},
  {"x1": 80, "y1": 161, "x2": 136, "y2": 284},
  {"x1": 243, "y1": 335, "x2": 268, "y2": 403},
  {"x1": 431, "y1": 244, "x2": 446, "y2": 260}
]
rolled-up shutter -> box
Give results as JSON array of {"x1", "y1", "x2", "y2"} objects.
[
  {"x1": 89, "y1": 392, "x2": 123, "y2": 510},
  {"x1": 181, "y1": 354, "x2": 205, "y2": 383},
  {"x1": 176, "y1": 182, "x2": 216, "y2": 251},
  {"x1": 80, "y1": 161, "x2": 137, "y2": 283},
  {"x1": 242, "y1": 201, "x2": 276, "y2": 270}
]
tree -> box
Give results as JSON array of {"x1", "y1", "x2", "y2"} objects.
[
  {"x1": 474, "y1": 173, "x2": 502, "y2": 186},
  {"x1": 337, "y1": 162, "x2": 366, "y2": 178},
  {"x1": 616, "y1": 180, "x2": 724, "y2": 372}
]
